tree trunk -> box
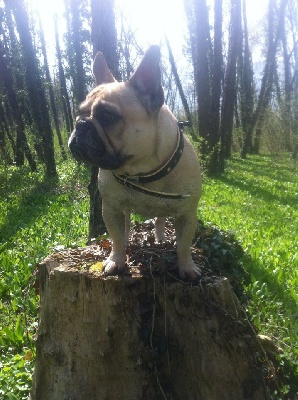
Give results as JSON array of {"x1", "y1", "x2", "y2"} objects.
[
  {"x1": 6, "y1": 0, "x2": 57, "y2": 177},
  {"x1": 71, "y1": 0, "x2": 87, "y2": 105},
  {"x1": 38, "y1": 13, "x2": 67, "y2": 161},
  {"x1": 240, "y1": 0, "x2": 255, "y2": 159},
  {"x1": 30, "y1": 248, "x2": 269, "y2": 400},
  {"x1": 0, "y1": 29, "x2": 37, "y2": 171},
  {"x1": 87, "y1": 0, "x2": 119, "y2": 241},
  {"x1": 219, "y1": 0, "x2": 242, "y2": 167},
  {"x1": 88, "y1": 166, "x2": 106, "y2": 241},
  {"x1": 91, "y1": 0, "x2": 119, "y2": 80},
  {"x1": 194, "y1": 0, "x2": 211, "y2": 149},
  {"x1": 207, "y1": 0, "x2": 223, "y2": 172},
  {"x1": 54, "y1": 15, "x2": 74, "y2": 134},
  {"x1": 165, "y1": 36, "x2": 197, "y2": 141},
  {"x1": 250, "y1": 0, "x2": 288, "y2": 155}
]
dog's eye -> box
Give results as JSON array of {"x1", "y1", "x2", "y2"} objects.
[{"x1": 94, "y1": 109, "x2": 121, "y2": 127}]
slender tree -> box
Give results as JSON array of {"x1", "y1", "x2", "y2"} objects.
[
  {"x1": 38, "y1": 13, "x2": 67, "y2": 160},
  {"x1": 88, "y1": 0, "x2": 119, "y2": 241},
  {"x1": 193, "y1": 0, "x2": 211, "y2": 149},
  {"x1": 54, "y1": 15, "x2": 73, "y2": 134},
  {"x1": 165, "y1": 36, "x2": 196, "y2": 140},
  {"x1": 219, "y1": 0, "x2": 242, "y2": 165},
  {"x1": 64, "y1": 0, "x2": 88, "y2": 107},
  {"x1": 0, "y1": 101, "x2": 13, "y2": 164},
  {"x1": 240, "y1": 0, "x2": 255, "y2": 158},
  {"x1": 5, "y1": 0, "x2": 56, "y2": 176},
  {"x1": 251, "y1": 0, "x2": 288, "y2": 154},
  {"x1": 0, "y1": 36, "x2": 37, "y2": 171},
  {"x1": 207, "y1": 0, "x2": 223, "y2": 173},
  {"x1": 280, "y1": 7, "x2": 293, "y2": 151}
]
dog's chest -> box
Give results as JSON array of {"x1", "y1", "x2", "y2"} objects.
[
  {"x1": 99, "y1": 180, "x2": 183, "y2": 218},
  {"x1": 118, "y1": 189, "x2": 183, "y2": 217}
]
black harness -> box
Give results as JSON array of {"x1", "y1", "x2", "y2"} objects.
[{"x1": 112, "y1": 122, "x2": 190, "y2": 199}]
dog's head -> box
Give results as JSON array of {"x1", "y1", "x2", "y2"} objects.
[{"x1": 68, "y1": 46, "x2": 164, "y2": 169}]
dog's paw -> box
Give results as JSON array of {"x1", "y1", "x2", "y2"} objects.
[
  {"x1": 102, "y1": 254, "x2": 126, "y2": 276},
  {"x1": 178, "y1": 261, "x2": 201, "y2": 281}
]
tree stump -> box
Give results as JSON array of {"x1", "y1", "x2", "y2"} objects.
[{"x1": 30, "y1": 222, "x2": 270, "y2": 400}]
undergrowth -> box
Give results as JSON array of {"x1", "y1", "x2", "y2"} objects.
[{"x1": 0, "y1": 153, "x2": 297, "y2": 398}]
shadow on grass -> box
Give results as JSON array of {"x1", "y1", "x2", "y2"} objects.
[
  {"x1": 224, "y1": 158, "x2": 298, "y2": 206},
  {"x1": 218, "y1": 167, "x2": 297, "y2": 208},
  {"x1": 231, "y1": 155, "x2": 297, "y2": 183},
  {"x1": 245, "y1": 256, "x2": 298, "y2": 316},
  {"x1": 0, "y1": 161, "x2": 90, "y2": 248},
  {"x1": 0, "y1": 174, "x2": 60, "y2": 247}
]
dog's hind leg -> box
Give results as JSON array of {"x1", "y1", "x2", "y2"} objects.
[{"x1": 155, "y1": 216, "x2": 166, "y2": 242}]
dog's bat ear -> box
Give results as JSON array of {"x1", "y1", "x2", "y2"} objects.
[
  {"x1": 129, "y1": 45, "x2": 164, "y2": 114},
  {"x1": 93, "y1": 52, "x2": 117, "y2": 85}
]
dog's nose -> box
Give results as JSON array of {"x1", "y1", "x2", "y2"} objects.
[{"x1": 76, "y1": 119, "x2": 93, "y2": 131}]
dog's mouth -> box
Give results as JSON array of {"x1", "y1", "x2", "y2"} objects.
[{"x1": 68, "y1": 119, "x2": 124, "y2": 169}]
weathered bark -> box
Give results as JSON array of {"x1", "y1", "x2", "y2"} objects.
[{"x1": 30, "y1": 248, "x2": 270, "y2": 400}]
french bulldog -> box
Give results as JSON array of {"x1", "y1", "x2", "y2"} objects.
[{"x1": 68, "y1": 45, "x2": 202, "y2": 280}]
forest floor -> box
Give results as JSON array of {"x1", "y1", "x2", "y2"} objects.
[{"x1": 0, "y1": 153, "x2": 297, "y2": 399}]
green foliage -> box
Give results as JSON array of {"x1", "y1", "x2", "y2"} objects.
[
  {"x1": 194, "y1": 221, "x2": 250, "y2": 300},
  {"x1": 0, "y1": 348, "x2": 33, "y2": 400}
]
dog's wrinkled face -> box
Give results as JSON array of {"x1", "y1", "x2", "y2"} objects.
[
  {"x1": 68, "y1": 46, "x2": 164, "y2": 170},
  {"x1": 69, "y1": 84, "x2": 127, "y2": 169}
]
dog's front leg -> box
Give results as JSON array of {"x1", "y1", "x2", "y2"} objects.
[
  {"x1": 175, "y1": 212, "x2": 201, "y2": 281},
  {"x1": 102, "y1": 204, "x2": 126, "y2": 275}
]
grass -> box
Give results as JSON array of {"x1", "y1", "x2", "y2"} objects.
[
  {"x1": 200, "y1": 155, "x2": 297, "y2": 327},
  {"x1": 0, "y1": 153, "x2": 297, "y2": 398},
  {"x1": 200, "y1": 154, "x2": 298, "y2": 396}
]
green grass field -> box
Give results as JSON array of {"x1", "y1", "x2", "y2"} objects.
[{"x1": 0, "y1": 154, "x2": 297, "y2": 399}]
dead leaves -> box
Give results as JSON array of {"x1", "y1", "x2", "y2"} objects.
[{"x1": 36, "y1": 218, "x2": 247, "y2": 288}]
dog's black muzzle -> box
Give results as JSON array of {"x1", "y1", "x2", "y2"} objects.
[{"x1": 68, "y1": 119, "x2": 123, "y2": 169}]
